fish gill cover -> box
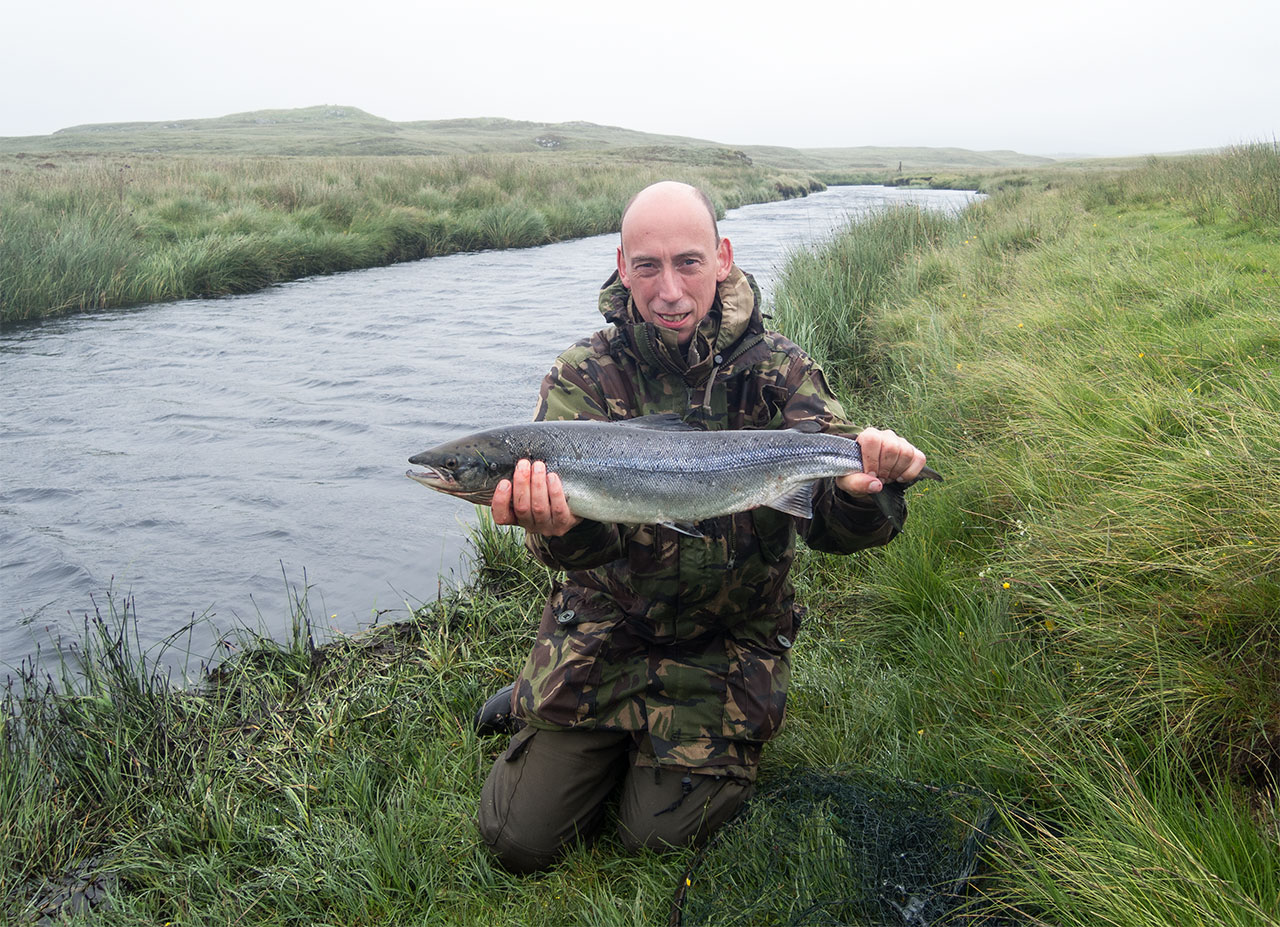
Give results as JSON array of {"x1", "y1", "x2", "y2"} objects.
[{"x1": 671, "y1": 767, "x2": 1000, "y2": 926}]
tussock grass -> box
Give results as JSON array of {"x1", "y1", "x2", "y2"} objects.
[
  {"x1": 771, "y1": 142, "x2": 1280, "y2": 923},
  {"x1": 992, "y1": 737, "x2": 1280, "y2": 925},
  {"x1": 0, "y1": 152, "x2": 820, "y2": 322}
]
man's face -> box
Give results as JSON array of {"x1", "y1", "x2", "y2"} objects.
[{"x1": 616, "y1": 187, "x2": 733, "y2": 345}]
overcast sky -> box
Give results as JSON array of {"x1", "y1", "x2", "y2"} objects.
[{"x1": 4, "y1": 0, "x2": 1276, "y2": 157}]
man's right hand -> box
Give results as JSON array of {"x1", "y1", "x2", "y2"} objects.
[{"x1": 491, "y1": 459, "x2": 583, "y2": 537}]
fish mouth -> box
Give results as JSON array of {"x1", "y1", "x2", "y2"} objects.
[
  {"x1": 406, "y1": 465, "x2": 451, "y2": 490},
  {"x1": 405, "y1": 468, "x2": 495, "y2": 505}
]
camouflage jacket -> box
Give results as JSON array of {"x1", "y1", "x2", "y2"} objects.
[{"x1": 511, "y1": 265, "x2": 903, "y2": 779}]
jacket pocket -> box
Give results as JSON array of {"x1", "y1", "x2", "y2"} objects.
[
  {"x1": 722, "y1": 638, "x2": 791, "y2": 743},
  {"x1": 518, "y1": 589, "x2": 622, "y2": 725},
  {"x1": 750, "y1": 506, "x2": 796, "y2": 564}
]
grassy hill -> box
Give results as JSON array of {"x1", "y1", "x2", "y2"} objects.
[{"x1": 0, "y1": 104, "x2": 1054, "y2": 171}]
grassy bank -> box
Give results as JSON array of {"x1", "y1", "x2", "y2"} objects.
[
  {"x1": 4, "y1": 145, "x2": 1279, "y2": 925},
  {"x1": 775, "y1": 141, "x2": 1280, "y2": 922},
  {"x1": 0, "y1": 150, "x2": 820, "y2": 322}
]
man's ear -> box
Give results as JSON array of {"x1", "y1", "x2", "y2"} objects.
[
  {"x1": 715, "y1": 236, "x2": 734, "y2": 282},
  {"x1": 616, "y1": 245, "x2": 631, "y2": 288}
]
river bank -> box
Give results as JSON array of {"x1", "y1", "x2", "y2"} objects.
[
  {"x1": 4, "y1": 145, "x2": 1279, "y2": 924},
  {"x1": 0, "y1": 150, "x2": 822, "y2": 323}
]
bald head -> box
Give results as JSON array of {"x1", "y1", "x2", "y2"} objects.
[
  {"x1": 615, "y1": 181, "x2": 734, "y2": 344},
  {"x1": 620, "y1": 181, "x2": 719, "y2": 248}
]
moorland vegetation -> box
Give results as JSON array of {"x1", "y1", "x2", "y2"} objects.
[
  {"x1": 0, "y1": 105, "x2": 1055, "y2": 324},
  {"x1": 3, "y1": 143, "x2": 1279, "y2": 925}
]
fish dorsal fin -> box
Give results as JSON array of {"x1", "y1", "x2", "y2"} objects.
[
  {"x1": 766, "y1": 481, "x2": 817, "y2": 519},
  {"x1": 618, "y1": 413, "x2": 701, "y2": 431},
  {"x1": 787, "y1": 420, "x2": 823, "y2": 434}
]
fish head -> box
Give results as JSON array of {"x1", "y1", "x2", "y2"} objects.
[{"x1": 406, "y1": 433, "x2": 516, "y2": 504}]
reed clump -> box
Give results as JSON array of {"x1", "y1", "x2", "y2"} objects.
[{"x1": 0, "y1": 152, "x2": 821, "y2": 322}]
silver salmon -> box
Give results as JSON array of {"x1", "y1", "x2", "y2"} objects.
[{"x1": 406, "y1": 413, "x2": 940, "y2": 532}]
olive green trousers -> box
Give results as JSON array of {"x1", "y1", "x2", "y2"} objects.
[{"x1": 478, "y1": 727, "x2": 754, "y2": 874}]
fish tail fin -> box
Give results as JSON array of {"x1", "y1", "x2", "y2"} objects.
[{"x1": 872, "y1": 483, "x2": 907, "y2": 531}]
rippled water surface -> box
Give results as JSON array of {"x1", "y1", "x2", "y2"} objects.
[{"x1": 0, "y1": 186, "x2": 977, "y2": 668}]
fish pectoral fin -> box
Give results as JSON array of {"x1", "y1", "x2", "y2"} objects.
[
  {"x1": 661, "y1": 521, "x2": 705, "y2": 538},
  {"x1": 619, "y1": 413, "x2": 701, "y2": 431},
  {"x1": 765, "y1": 481, "x2": 817, "y2": 520}
]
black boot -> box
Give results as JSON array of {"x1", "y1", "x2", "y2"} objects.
[{"x1": 474, "y1": 682, "x2": 524, "y2": 736}]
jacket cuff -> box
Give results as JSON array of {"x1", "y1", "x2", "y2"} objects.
[
  {"x1": 526, "y1": 517, "x2": 622, "y2": 570},
  {"x1": 804, "y1": 480, "x2": 903, "y2": 552}
]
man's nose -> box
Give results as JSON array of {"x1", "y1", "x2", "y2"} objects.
[{"x1": 656, "y1": 265, "x2": 682, "y2": 302}]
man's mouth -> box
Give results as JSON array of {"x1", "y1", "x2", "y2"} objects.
[{"x1": 655, "y1": 311, "x2": 690, "y2": 326}]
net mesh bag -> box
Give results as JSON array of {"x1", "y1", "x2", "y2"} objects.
[{"x1": 671, "y1": 766, "x2": 999, "y2": 927}]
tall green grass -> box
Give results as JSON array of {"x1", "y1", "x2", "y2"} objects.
[
  {"x1": 772, "y1": 141, "x2": 1280, "y2": 924},
  {"x1": 772, "y1": 205, "x2": 964, "y2": 388},
  {"x1": 0, "y1": 152, "x2": 821, "y2": 322}
]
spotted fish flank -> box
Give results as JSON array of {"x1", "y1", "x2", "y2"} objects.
[{"x1": 407, "y1": 415, "x2": 941, "y2": 532}]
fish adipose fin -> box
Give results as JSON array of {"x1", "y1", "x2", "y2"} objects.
[{"x1": 765, "y1": 481, "x2": 817, "y2": 520}]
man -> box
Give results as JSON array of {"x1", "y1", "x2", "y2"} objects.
[{"x1": 477, "y1": 181, "x2": 929, "y2": 873}]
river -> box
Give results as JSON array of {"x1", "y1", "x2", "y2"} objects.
[{"x1": 0, "y1": 186, "x2": 978, "y2": 672}]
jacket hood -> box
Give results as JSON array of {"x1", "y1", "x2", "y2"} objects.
[{"x1": 597, "y1": 264, "x2": 765, "y2": 386}]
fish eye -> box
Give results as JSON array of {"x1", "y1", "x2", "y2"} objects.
[
  {"x1": 445, "y1": 455, "x2": 458, "y2": 470},
  {"x1": 487, "y1": 461, "x2": 500, "y2": 474}
]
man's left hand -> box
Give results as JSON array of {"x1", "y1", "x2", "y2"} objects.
[{"x1": 836, "y1": 427, "x2": 929, "y2": 497}]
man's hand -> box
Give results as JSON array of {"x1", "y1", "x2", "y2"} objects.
[
  {"x1": 491, "y1": 459, "x2": 583, "y2": 537},
  {"x1": 836, "y1": 427, "x2": 929, "y2": 497}
]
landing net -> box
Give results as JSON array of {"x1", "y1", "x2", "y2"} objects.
[{"x1": 671, "y1": 766, "x2": 999, "y2": 926}]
